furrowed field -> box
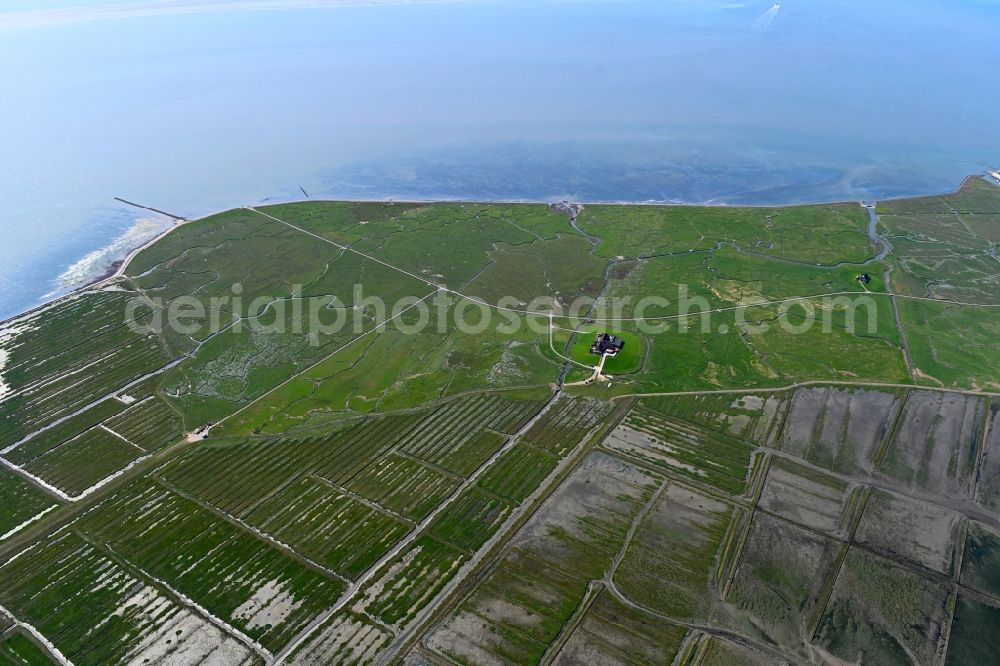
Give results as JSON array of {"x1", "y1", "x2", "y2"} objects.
[
  {"x1": 0, "y1": 184, "x2": 998, "y2": 664},
  {"x1": 408, "y1": 387, "x2": 1000, "y2": 665}
]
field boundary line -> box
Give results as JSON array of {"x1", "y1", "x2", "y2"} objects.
[
  {"x1": 0, "y1": 603, "x2": 72, "y2": 666},
  {"x1": 270, "y1": 387, "x2": 568, "y2": 665},
  {"x1": 538, "y1": 579, "x2": 602, "y2": 666},
  {"x1": 0, "y1": 505, "x2": 58, "y2": 542},
  {"x1": 0, "y1": 430, "x2": 218, "y2": 564},
  {"x1": 384, "y1": 396, "x2": 635, "y2": 665},
  {"x1": 155, "y1": 477, "x2": 352, "y2": 586},
  {"x1": 0, "y1": 457, "x2": 75, "y2": 503},
  {"x1": 392, "y1": 451, "x2": 465, "y2": 484},
  {"x1": 596, "y1": 447, "x2": 755, "y2": 512},
  {"x1": 1, "y1": 357, "x2": 185, "y2": 456},
  {"x1": 608, "y1": 478, "x2": 669, "y2": 582},
  {"x1": 247, "y1": 205, "x2": 1000, "y2": 331},
  {"x1": 872, "y1": 389, "x2": 909, "y2": 469},
  {"x1": 0, "y1": 318, "x2": 166, "y2": 407},
  {"x1": 970, "y1": 401, "x2": 995, "y2": 503},
  {"x1": 213, "y1": 289, "x2": 438, "y2": 434},
  {"x1": 806, "y1": 487, "x2": 870, "y2": 640},
  {"x1": 533, "y1": 474, "x2": 672, "y2": 664},
  {"x1": 76, "y1": 531, "x2": 273, "y2": 661},
  {"x1": 411, "y1": 645, "x2": 461, "y2": 666},
  {"x1": 890, "y1": 289, "x2": 918, "y2": 381},
  {"x1": 99, "y1": 424, "x2": 144, "y2": 452},
  {"x1": 423, "y1": 533, "x2": 475, "y2": 558},
  {"x1": 716, "y1": 505, "x2": 755, "y2": 599},
  {"x1": 718, "y1": 466, "x2": 766, "y2": 600},
  {"x1": 602, "y1": 578, "x2": 797, "y2": 663},
  {"x1": 309, "y1": 474, "x2": 416, "y2": 527},
  {"x1": 939, "y1": 519, "x2": 971, "y2": 666},
  {"x1": 74, "y1": 453, "x2": 155, "y2": 500},
  {"x1": 607, "y1": 381, "x2": 996, "y2": 401},
  {"x1": 757, "y1": 442, "x2": 1000, "y2": 531}
]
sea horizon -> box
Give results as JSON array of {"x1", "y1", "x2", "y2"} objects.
[{"x1": 3, "y1": 0, "x2": 999, "y2": 319}]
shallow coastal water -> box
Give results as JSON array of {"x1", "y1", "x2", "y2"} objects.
[{"x1": 1, "y1": 0, "x2": 999, "y2": 319}]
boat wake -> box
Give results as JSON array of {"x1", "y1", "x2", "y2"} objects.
[{"x1": 752, "y1": 3, "x2": 780, "y2": 33}]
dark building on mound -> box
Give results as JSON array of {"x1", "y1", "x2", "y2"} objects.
[{"x1": 591, "y1": 333, "x2": 625, "y2": 356}]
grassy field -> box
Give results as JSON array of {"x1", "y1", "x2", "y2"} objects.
[
  {"x1": 726, "y1": 513, "x2": 842, "y2": 648},
  {"x1": 551, "y1": 589, "x2": 690, "y2": 664},
  {"x1": 614, "y1": 481, "x2": 738, "y2": 621},
  {"x1": 210, "y1": 314, "x2": 560, "y2": 437},
  {"x1": 346, "y1": 452, "x2": 460, "y2": 520},
  {"x1": 854, "y1": 489, "x2": 963, "y2": 575},
  {"x1": 899, "y1": 299, "x2": 1000, "y2": 390},
  {"x1": 946, "y1": 594, "x2": 1000, "y2": 666},
  {"x1": 0, "y1": 291, "x2": 171, "y2": 448},
  {"x1": 757, "y1": 458, "x2": 861, "y2": 537},
  {"x1": 575, "y1": 201, "x2": 872, "y2": 264},
  {"x1": 879, "y1": 177, "x2": 1000, "y2": 305},
  {"x1": 103, "y1": 398, "x2": 182, "y2": 452},
  {"x1": 567, "y1": 325, "x2": 644, "y2": 375},
  {"x1": 285, "y1": 610, "x2": 393, "y2": 665},
  {"x1": 606, "y1": 403, "x2": 754, "y2": 494},
  {"x1": 21, "y1": 427, "x2": 142, "y2": 496},
  {"x1": 815, "y1": 548, "x2": 952, "y2": 665},
  {"x1": 0, "y1": 630, "x2": 56, "y2": 665},
  {"x1": 476, "y1": 443, "x2": 559, "y2": 502},
  {"x1": 960, "y1": 522, "x2": 1000, "y2": 598},
  {"x1": 639, "y1": 391, "x2": 789, "y2": 445},
  {"x1": 241, "y1": 475, "x2": 412, "y2": 579},
  {"x1": 973, "y1": 400, "x2": 1000, "y2": 511},
  {"x1": 776, "y1": 386, "x2": 904, "y2": 476},
  {"x1": 425, "y1": 453, "x2": 661, "y2": 665},
  {"x1": 75, "y1": 480, "x2": 346, "y2": 651},
  {"x1": 428, "y1": 487, "x2": 514, "y2": 552},
  {"x1": 519, "y1": 395, "x2": 611, "y2": 456},
  {"x1": 1, "y1": 184, "x2": 999, "y2": 665},
  {"x1": 0, "y1": 469, "x2": 56, "y2": 540},
  {"x1": 0, "y1": 530, "x2": 262, "y2": 665},
  {"x1": 352, "y1": 535, "x2": 468, "y2": 629},
  {"x1": 877, "y1": 390, "x2": 984, "y2": 499}
]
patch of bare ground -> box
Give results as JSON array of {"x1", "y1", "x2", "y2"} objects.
[
  {"x1": 878, "y1": 391, "x2": 986, "y2": 499},
  {"x1": 853, "y1": 489, "x2": 963, "y2": 576},
  {"x1": 778, "y1": 387, "x2": 902, "y2": 476},
  {"x1": 287, "y1": 611, "x2": 393, "y2": 666},
  {"x1": 757, "y1": 458, "x2": 856, "y2": 537},
  {"x1": 423, "y1": 452, "x2": 660, "y2": 665}
]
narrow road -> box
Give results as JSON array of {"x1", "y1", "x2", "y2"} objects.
[
  {"x1": 758, "y1": 445, "x2": 1000, "y2": 531},
  {"x1": 271, "y1": 388, "x2": 565, "y2": 665},
  {"x1": 549, "y1": 202, "x2": 620, "y2": 387},
  {"x1": 3, "y1": 198, "x2": 998, "y2": 664},
  {"x1": 609, "y1": 378, "x2": 994, "y2": 400},
  {"x1": 601, "y1": 580, "x2": 797, "y2": 664},
  {"x1": 251, "y1": 205, "x2": 1000, "y2": 327},
  {"x1": 563, "y1": 352, "x2": 607, "y2": 387}
]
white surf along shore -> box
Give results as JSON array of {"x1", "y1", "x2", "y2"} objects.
[
  {"x1": 54, "y1": 215, "x2": 176, "y2": 294},
  {"x1": 0, "y1": 209, "x2": 190, "y2": 339}
]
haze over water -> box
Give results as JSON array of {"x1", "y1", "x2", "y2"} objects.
[{"x1": 1, "y1": 0, "x2": 999, "y2": 319}]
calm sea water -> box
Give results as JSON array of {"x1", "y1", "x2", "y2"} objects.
[{"x1": 1, "y1": 0, "x2": 999, "y2": 320}]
